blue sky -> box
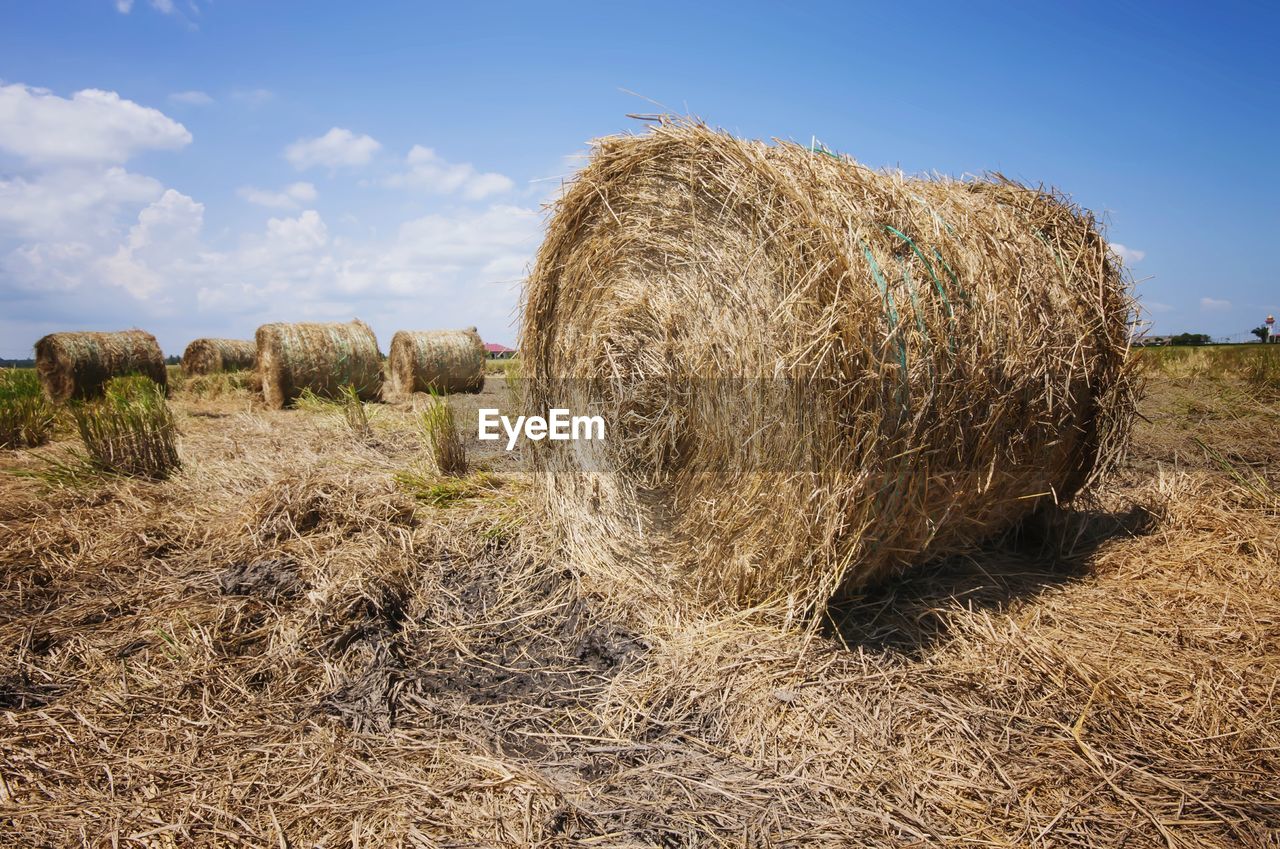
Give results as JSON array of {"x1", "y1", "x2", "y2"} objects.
[{"x1": 1, "y1": 0, "x2": 1277, "y2": 357}]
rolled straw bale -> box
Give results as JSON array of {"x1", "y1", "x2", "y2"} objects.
[
  {"x1": 522, "y1": 122, "x2": 1138, "y2": 618},
  {"x1": 182, "y1": 338, "x2": 256, "y2": 375},
  {"x1": 35, "y1": 329, "x2": 168, "y2": 402},
  {"x1": 255, "y1": 319, "x2": 382, "y2": 409},
  {"x1": 384, "y1": 327, "x2": 486, "y2": 399}
]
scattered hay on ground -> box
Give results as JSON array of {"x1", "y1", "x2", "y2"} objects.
[{"x1": 0, "y1": 372, "x2": 1275, "y2": 846}]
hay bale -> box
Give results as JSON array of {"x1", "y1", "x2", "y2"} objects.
[
  {"x1": 34, "y1": 329, "x2": 168, "y2": 403},
  {"x1": 182, "y1": 338, "x2": 256, "y2": 375},
  {"x1": 255, "y1": 319, "x2": 382, "y2": 409},
  {"x1": 522, "y1": 122, "x2": 1138, "y2": 617},
  {"x1": 384, "y1": 328, "x2": 486, "y2": 399}
]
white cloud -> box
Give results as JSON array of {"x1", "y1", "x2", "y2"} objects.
[
  {"x1": 1110, "y1": 243, "x2": 1145, "y2": 264},
  {"x1": 0, "y1": 167, "x2": 164, "y2": 242},
  {"x1": 1200, "y1": 297, "x2": 1232, "y2": 312},
  {"x1": 99, "y1": 189, "x2": 204, "y2": 299},
  {"x1": 385, "y1": 145, "x2": 514, "y2": 200},
  {"x1": 196, "y1": 204, "x2": 539, "y2": 321},
  {"x1": 285, "y1": 127, "x2": 381, "y2": 170},
  {"x1": 0, "y1": 83, "x2": 191, "y2": 164},
  {"x1": 169, "y1": 90, "x2": 213, "y2": 106},
  {"x1": 237, "y1": 182, "x2": 318, "y2": 209},
  {"x1": 150, "y1": 0, "x2": 175, "y2": 12},
  {"x1": 115, "y1": 0, "x2": 134, "y2": 12}
]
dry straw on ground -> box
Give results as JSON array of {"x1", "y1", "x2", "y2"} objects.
[
  {"x1": 34, "y1": 329, "x2": 168, "y2": 403},
  {"x1": 256, "y1": 319, "x2": 382, "y2": 409},
  {"x1": 523, "y1": 121, "x2": 1139, "y2": 620},
  {"x1": 384, "y1": 328, "x2": 486, "y2": 399},
  {"x1": 0, "y1": 370, "x2": 1275, "y2": 847},
  {"x1": 181, "y1": 338, "x2": 256, "y2": 375}
]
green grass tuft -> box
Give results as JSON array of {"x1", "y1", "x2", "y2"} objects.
[
  {"x1": 181, "y1": 370, "x2": 256, "y2": 400},
  {"x1": 418, "y1": 392, "x2": 467, "y2": 476},
  {"x1": 394, "y1": 469, "x2": 499, "y2": 507},
  {"x1": 71, "y1": 375, "x2": 181, "y2": 480},
  {"x1": 296, "y1": 385, "x2": 376, "y2": 440},
  {"x1": 0, "y1": 368, "x2": 57, "y2": 449}
]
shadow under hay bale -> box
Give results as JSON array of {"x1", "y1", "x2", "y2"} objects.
[
  {"x1": 383, "y1": 327, "x2": 486, "y2": 399},
  {"x1": 522, "y1": 120, "x2": 1140, "y2": 620},
  {"x1": 182, "y1": 338, "x2": 256, "y2": 375},
  {"x1": 34, "y1": 329, "x2": 167, "y2": 403},
  {"x1": 255, "y1": 319, "x2": 382, "y2": 409},
  {"x1": 826, "y1": 503, "x2": 1158, "y2": 656}
]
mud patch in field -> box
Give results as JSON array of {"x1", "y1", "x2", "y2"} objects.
[{"x1": 218, "y1": 558, "x2": 304, "y2": 601}]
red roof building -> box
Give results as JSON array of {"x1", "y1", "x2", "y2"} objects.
[{"x1": 484, "y1": 342, "x2": 517, "y2": 358}]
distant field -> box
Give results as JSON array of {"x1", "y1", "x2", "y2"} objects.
[{"x1": 1139, "y1": 342, "x2": 1280, "y2": 390}]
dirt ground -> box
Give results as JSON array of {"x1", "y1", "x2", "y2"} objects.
[{"x1": 1, "y1": 372, "x2": 1277, "y2": 847}]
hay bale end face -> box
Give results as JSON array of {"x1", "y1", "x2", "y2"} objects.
[
  {"x1": 182, "y1": 338, "x2": 256, "y2": 375},
  {"x1": 385, "y1": 328, "x2": 486, "y2": 399},
  {"x1": 522, "y1": 122, "x2": 1138, "y2": 618},
  {"x1": 255, "y1": 319, "x2": 382, "y2": 409},
  {"x1": 34, "y1": 330, "x2": 168, "y2": 403}
]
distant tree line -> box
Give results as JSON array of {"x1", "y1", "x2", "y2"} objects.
[
  {"x1": 1169, "y1": 333, "x2": 1212, "y2": 346},
  {"x1": 1, "y1": 358, "x2": 36, "y2": 368}
]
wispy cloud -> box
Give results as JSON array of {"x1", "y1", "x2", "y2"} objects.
[
  {"x1": 285, "y1": 127, "x2": 381, "y2": 170},
  {"x1": 385, "y1": 146, "x2": 514, "y2": 200},
  {"x1": 168, "y1": 90, "x2": 213, "y2": 106},
  {"x1": 1200, "y1": 297, "x2": 1232, "y2": 312},
  {"x1": 114, "y1": 0, "x2": 134, "y2": 12},
  {"x1": 230, "y1": 88, "x2": 274, "y2": 107},
  {"x1": 237, "y1": 182, "x2": 318, "y2": 209},
  {"x1": 1110, "y1": 242, "x2": 1145, "y2": 264}
]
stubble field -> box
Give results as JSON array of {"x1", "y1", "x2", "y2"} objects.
[{"x1": 1, "y1": 350, "x2": 1277, "y2": 847}]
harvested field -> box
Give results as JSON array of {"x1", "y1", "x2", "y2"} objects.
[{"x1": 1, "y1": 359, "x2": 1277, "y2": 847}]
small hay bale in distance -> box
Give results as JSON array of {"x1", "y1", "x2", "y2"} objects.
[
  {"x1": 384, "y1": 327, "x2": 486, "y2": 399},
  {"x1": 255, "y1": 319, "x2": 383, "y2": 409},
  {"x1": 34, "y1": 329, "x2": 168, "y2": 403},
  {"x1": 522, "y1": 121, "x2": 1139, "y2": 618},
  {"x1": 182, "y1": 338, "x2": 256, "y2": 375}
]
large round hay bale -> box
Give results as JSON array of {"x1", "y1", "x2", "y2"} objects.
[
  {"x1": 522, "y1": 122, "x2": 1138, "y2": 618},
  {"x1": 255, "y1": 320, "x2": 382, "y2": 409},
  {"x1": 34, "y1": 329, "x2": 168, "y2": 403},
  {"x1": 182, "y1": 338, "x2": 256, "y2": 375},
  {"x1": 384, "y1": 328, "x2": 486, "y2": 399}
]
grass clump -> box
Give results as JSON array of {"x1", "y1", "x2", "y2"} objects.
[
  {"x1": 181, "y1": 370, "x2": 255, "y2": 400},
  {"x1": 418, "y1": 392, "x2": 467, "y2": 476},
  {"x1": 297, "y1": 385, "x2": 375, "y2": 440},
  {"x1": 71, "y1": 375, "x2": 181, "y2": 480},
  {"x1": 392, "y1": 392, "x2": 482, "y2": 507},
  {"x1": 0, "y1": 368, "x2": 57, "y2": 449},
  {"x1": 394, "y1": 469, "x2": 498, "y2": 507}
]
